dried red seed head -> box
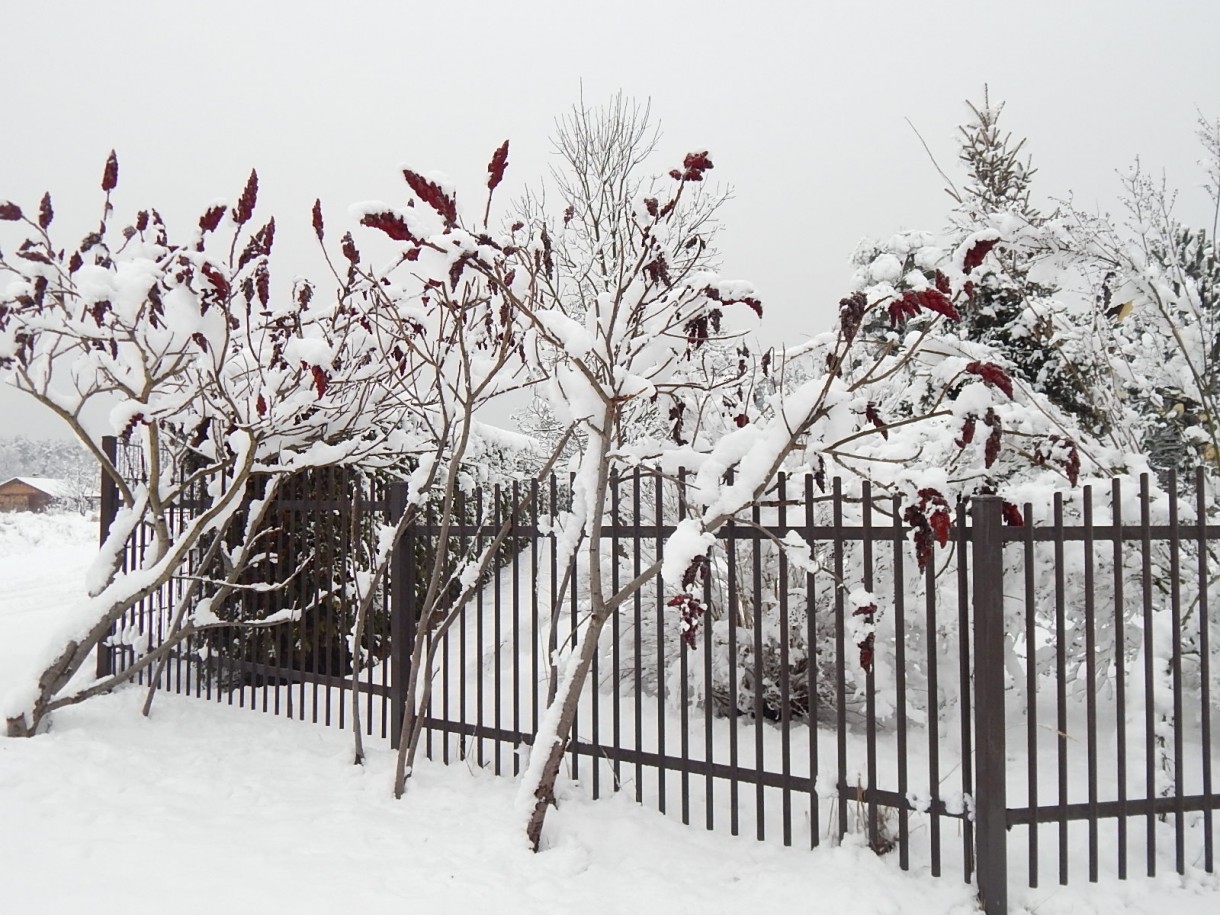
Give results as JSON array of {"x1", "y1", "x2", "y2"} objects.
[
  {"x1": 359, "y1": 211, "x2": 417, "y2": 244},
  {"x1": 963, "y1": 237, "x2": 999, "y2": 272},
  {"x1": 199, "y1": 205, "x2": 225, "y2": 234},
  {"x1": 486, "y1": 140, "x2": 509, "y2": 193},
  {"x1": 965, "y1": 361, "x2": 1014, "y2": 399},
  {"x1": 101, "y1": 150, "x2": 119, "y2": 192},
  {"x1": 232, "y1": 169, "x2": 258, "y2": 226},
  {"x1": 403, "y1": 169, "x2": 457, "y2": 228},
  {"x1": 311, "y1": 199, "x2": 324, "y2": 242},
  {"x1": 38, "y1": 193, "x2": 53, "y2": 229}
]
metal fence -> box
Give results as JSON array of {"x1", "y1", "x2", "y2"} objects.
[{"x1": 98, "y1": 440, "x2": 1219, "y2": 914}]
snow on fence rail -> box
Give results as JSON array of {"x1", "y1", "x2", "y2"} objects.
[{"x1": 97, "y1": 436, "x2": 1218, "y2": 914}]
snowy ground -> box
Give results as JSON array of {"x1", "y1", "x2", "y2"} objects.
[{"x1": 2, "y1": 512, "x2": 1217, "y2": 913}]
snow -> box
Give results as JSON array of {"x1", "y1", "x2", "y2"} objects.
[
  {"x1": 0, "y1": 511, "x2": 97, "y2": 714},
  {"x1": 283, "y1": 335, "x2": 335, "y2": 367},
  {"x1": 1, "y1": 513, "x2": 1218, "y2": 913},
  {"x1": 660, "y1": 519, "x2": 715, "y2": 587},
  {"x1": 535, "y1": 309, "x2": 595, "y2": 360},
  {"x1": 869, "y1": 253, "x2": 904, "y2": 284}
]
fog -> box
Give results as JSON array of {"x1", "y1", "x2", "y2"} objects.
[{"x1": 2, "y1": 0, "x2": 1216, "y2": 438}]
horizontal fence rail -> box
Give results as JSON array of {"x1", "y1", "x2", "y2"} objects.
[{"x1": 97, "y1": 438, "x2": 1218, "y2": 914}]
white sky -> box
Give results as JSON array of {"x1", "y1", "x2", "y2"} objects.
[{"x1": 2, "y1": 0, "x2": 1217, "y2": 438}]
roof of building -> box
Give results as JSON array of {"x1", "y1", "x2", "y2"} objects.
[{"x1": 0, "y1": 477, "x2": 75, "y2": 499}]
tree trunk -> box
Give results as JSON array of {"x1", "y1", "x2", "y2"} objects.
[{"x1": 524, "y1": 607, "x2": 609, "y2": 850}]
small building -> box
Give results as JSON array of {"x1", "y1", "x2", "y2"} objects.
[{"x1": 0, "y1": 477, "x2": 73, "y2": 512}]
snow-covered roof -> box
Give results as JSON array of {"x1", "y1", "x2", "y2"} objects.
[{"x1": 0, "y1": 477, "x2": 79, "y2": 499}]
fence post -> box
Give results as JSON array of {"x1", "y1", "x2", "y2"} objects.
[
  {"x1": 96, "y1": 436, "x2": 120, "y2": 680},
  {"x1": 971, "y1": 495, "x2": 1008, "y2": 914},
  {"x1": 389, "y1": 481, "x2": 411, "y2": 749}
]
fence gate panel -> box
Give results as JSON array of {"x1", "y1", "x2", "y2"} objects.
[{"x1": 97, "y1": 446, "x2": 1218, "y2": 914}]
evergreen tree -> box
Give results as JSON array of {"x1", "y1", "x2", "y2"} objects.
[{"x1": 949, "y1": 89, "x2": 1110, "y2": 436}]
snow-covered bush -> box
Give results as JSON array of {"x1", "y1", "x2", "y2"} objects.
[
  {"x1": 668, "y1": 98, "x2": 1220, "y2": 740},
  {"x1": 0, "y1": 145, "x2": 540, "y2": 739}
]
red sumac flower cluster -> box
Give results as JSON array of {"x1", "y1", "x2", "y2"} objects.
[
  {"x1": 962, "y1": 237, "x2": 999, "y2": 272},
  {"x1": 839, "y1": 292, "x2": 867, "y2": 344},
  {"x1": 1032, "y1": 435, "x2": 1082, "y2": 487},
  {"x1": 232, "y1": 169, "x2": 258, "y2": 226},
  {"x1": 101, "y1": 150, "x2": 119, "y2": 193},
  {"x1": 983, "y1": 408, "x2": 1002, "y2": 469},
  {"x1": 38, "y1": 193, "x2": 53, "y2": 230},
  {"x1": 669, "y1": 555, "x2": 710, "y2": 649},
  {"x1": 956, "y1": 414, "x2": 977, "y2": 448},
  {"x1": 903, "y1": 488, "x2": 953, "y2": 573},
  {"x1": 668, "y1": 593, "x2": 706, "y2": 649},
  {"x1": 669, "y1": 150, "x2": 714, "y2": 182},
  {"x1": 486, "y1": 140, "x2": 509, "y2": 193},
  {"x1": 965, "y1": 360, "x2": 1014, "y2": 399},
  {"x1": 403, "y1": 169, "x2": 457, "y2": 229},
  {"x1": 853, "y1": 602, "x2": 877, "y2": 672}
]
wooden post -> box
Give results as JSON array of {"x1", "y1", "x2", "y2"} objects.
[{"x1": 972, "y1": 495, "x2": 1008, "y2": 914}]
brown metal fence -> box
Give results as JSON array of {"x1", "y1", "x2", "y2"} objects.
[{"x1": 98, "y1": 437, "x2": 1219, "y2": 914}]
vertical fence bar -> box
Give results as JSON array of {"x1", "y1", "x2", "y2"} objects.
[
  {"x1": 753, "y1": 493, "x2": 766, "y2": 841},
  {"x1": 291, "y1": 478, "x2": 302, "y2": 717},
  {"x1": 632, "y1": 474, "x2": 644, "y2": 801},
  {"x1": 1112, "y1": 478, "x2": 1127, "y2": 879},
  {"x1": 263, "y1": 504, "x2": 272, "y2": 714},
  {"x1": 475, "y1": 485, "x2": 486, "y2": 770},
  {"x1": 925, "y1": 541, "x2": 941, "y2": 875},
  {"x1": 971, "y1": 495, "x2": 1008, "y2": 915},
  {"x1": 614, "y1": 475, "x2": 624, "y2": 800},
  {"x1": 1023, "y1": 499, "x2": 1039, "y2": 888},
  {"x1": 591, "y1": 472, "x2": 604, "y2": 800},
  {"x1": 387, "y1": 480, "x2": 412, "y2": 751},
  {"x1": 309, "y1": 478, "x2": 322, "y2": 724},
  {"x1": 512, "y1": 480, "x2": 522, "y2": 775},
  {"x1": 179, "y1": 471, "x2": 191, "y2": 700},
  {"x1": 96, "y1": 436, "x2": 120, "y2": 680},
  {"x1": 806, "y1": 474, "x2": 819, "y2": 849},
  {"x1": 1167, "y1": 469, "x2": 1185, "y2": 875},
  {"x1": 656, "y1": 471, "x2": 668, "y2": 815},
  {"x1": 336, "y1": 473, "x2": 349, "y2": 730},
  {"x1": 323, "y1": 469, "x2": 335, "y2": 727},
  {"x1": 727, "y1": 469, "x2": 740, "y2": 835},
  {"x1": 1139, "y1": 474, "x2": 1156, "y2": 876},
  {"x1": 458, "y1": 486, "x2": 469, "y2": 762},
  {"x1": 531, "y1": 479, "x2": 540, "y2": 744},
  {"x1": 893, "y1": 494, "x2": 909, "y2": 869},
  {"x1": 261, "y1": 513, "x2": 270, "y2": 715},
  {"x1": 569, "y1": 471, "x2": 580, "y2": 783},
  {"x1": 678, "y1": 469, "x2": 691, "y2": 826},
  {"x1": 833, "y1": 477, "x2": 848, "y2": 842},
  {"x1": 547, "y1": 474, "x2": 559, "y2": 713},
  {"x1": 1084, "y1": 486, "x2": 1099, "y2": 882},
  {"x1": 862, "y1": 482, "x2": 878, "y2": 852},
  {"x1": 389, "y1": 482, "x2": 409, "y2": 749},
  {"x1": 494, "y1": 483, "x2": 504, "y2": 777},
  {"x1": 957, "y1": 497, "x2": 975, "y2": 883},
  {"x1": 1054, "y1": 492, "x2": 1068, "y2": 884},
  {"x1": 377, "y1": 480, "x2": 389, "y2": 737},
  {"x1": 702, "y1": 523, "x2": 715, "y2": 833},
  {"x1": 778, "y1": 473, "x2": 792, "y2": 847},
  {"x1": 1196, "y1": 466, "x2": 1214, "y2": 872},
  {"x1": 425, "y1": 493, "x2": 437, "y2": 761}
]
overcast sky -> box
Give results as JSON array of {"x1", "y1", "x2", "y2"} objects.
[{"x1": 2, "y1": 0, "x2": 1217, "y2": 439}]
